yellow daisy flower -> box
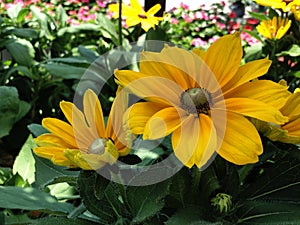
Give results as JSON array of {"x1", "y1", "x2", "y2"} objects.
[
  {"x1": 108, "y1": 0, "x2": 163, "y2": 32},
  {"x1": 254, "y1": 87, "x2": 300, "y2": 144},
  {"x1": 33, "y1": 88, "x2": 131, "y2": 170},
  {"x1": 257, "y1": 16, "x2": 291, "y2": 40},
  {"x1": 291, "y1": 0, "x2": 300, "y2": 21},
  {"x1": 115, "y1": 33, "x2": 289, "y2": 168},
  {"x1": 254, "y1": 0, "x2": 295, "y2": 12}
]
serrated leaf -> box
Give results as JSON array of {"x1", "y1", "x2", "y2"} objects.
[
  {"x1": 77, "y1": 171, "x2": 117, "y2": 223},
  {"x1": 127, "y1": 180, "x2": 170, "y2": 223},
  {"x1": 33, "y1": 154, "x2": 79, "y2": 188},
  {"x1": 6, "y1": 38, "x2": 35, "y2": 66},
  {"x1": 0, "y1": 186, "x2": 75, "y2": 213},
  {"x1": 12, "y1": 135, "x2": 36, "y2": 184}
]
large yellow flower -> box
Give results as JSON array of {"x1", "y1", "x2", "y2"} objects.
[
  {"x1": 254, "y1": 87, "x2": 300, "y2": 144},
  {"x1": 115, "y1": 33, "x2": 289, "y2": 168},
  {"x1": 33, "y1": 88, "x2": 131, "y2": 170},
  {"x1": 257, "y1": 16, "x2": 291, "y2": 40},
  {"x1": 108, "y1": 0, "x2": 163, "y2": 32},
  {"x1": 254, "y1": 0, "x2": 296, "y2": 12}
]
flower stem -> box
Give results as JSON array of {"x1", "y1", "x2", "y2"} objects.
[{"x1": 118, "y1": 0, "x2": 123, "y2": 47}]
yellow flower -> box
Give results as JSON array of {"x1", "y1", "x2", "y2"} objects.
[
  {"x1": 108, "y1": 0, "x2": 163, "y2": 32},
  {"x1": 291, "y1": 0, "x2": 300, "y2": 21},
  {"x1": 33, "y1": 88, "x2": 131, "y2": 170},
  {"x1": 115, "y1": 33, "x2": 289, "y2": 168},
  {"x1": 257, "y1": 17, "x2": 291, "y2": 40},
  {"x1": 254, "y1": 88, "x2": 300, "y2": 144},
  {"x1": 254, "y1": 0, "x2": 295, "y2": 12}
]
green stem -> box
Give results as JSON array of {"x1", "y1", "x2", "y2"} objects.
[
  {"x1": 118, "y1": 0, "x2": 123, "y2": 47},
  {"x1": 192, "y1": 167, "x2": 201, "y2": 193}
]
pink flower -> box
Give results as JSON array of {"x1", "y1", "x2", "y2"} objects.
[
  {"x1": 180, "y1": 2, "x2": 189, "y2": 10},
  {"x1": 191, "y1": 38, "x2": 207, "y2": 47},
  {"x1": 171, "y1": 18, "x2": 179, "y2": 24},
  {"x1": 240, "y1": 32, "x2": 260, "y2": 46},
  {"x1": 221, "y1": 1, "x2": 226, "y2": 7},
  {"x1": 183, "y1": 13, "x2": 193, "y2": 23},
  {"x1": 96, "y1": 0, "x2": 106, "y2": 8},
  {"x1": 67, "y1": 18, "x2": 80, "y2": 26},
  {"x1": 217, "y1": 22, "x2": 226, "y2": 30}
]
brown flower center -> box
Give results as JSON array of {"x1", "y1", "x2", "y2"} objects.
[
  {"x1": 138, "y1": 14, "x2": 148, "y2": 19},
  {"x1": 180, "y1": 88, "x2": 211, "y2": 115},
  {"x1": 88, "y1": 138, "x2": 107, "y2": 155}
]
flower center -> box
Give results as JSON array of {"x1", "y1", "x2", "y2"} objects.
[
  {"x1": 180, "y1": 88, "x2": 211, "y2": 115},
  {"x1": 138, "y1": 14, "x2": 148, "y2": 19},
  {"x1": 88, "y1": 138, "x2": 107, "y2": 155}
]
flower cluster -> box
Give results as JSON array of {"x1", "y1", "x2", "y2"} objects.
[{"x1": 34, "y1": 32, "x2": 300, "y2": 170}]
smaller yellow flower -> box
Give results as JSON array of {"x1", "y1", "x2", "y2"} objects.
[
  {"x1": 291, "y1": 0, "x2": 300, "y2": 21},
  {"x1": 254, "y1": 85, "x2": 300, "y2": 144},
  {"x1": 108, "y1": 0, "x2": 163, "y2": 32},
  {"x1": 34, "y1": 88, "x2": 132, "y2": 170},
  {"x1": 257, "y1": 16, "x2": 291, "y2": 40},
  {"x1": 254, "y1": 0, "x2": 295, "y2": 12}
]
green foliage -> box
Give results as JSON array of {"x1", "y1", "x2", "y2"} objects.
[{"x1": 0, "y1": 86, "x2": 30, "y2": 138}]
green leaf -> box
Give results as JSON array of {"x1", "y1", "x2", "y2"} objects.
[
  {"x1": 42, "y1": 63, "x2": 87, "y2": 79},
  {"x1": 27, "y1": 123, "x2": 49, "y2": 137},
  {"x1": 55, "y1": 5, "x2": 68, "y2": 26},
  {"x1": 33, "y1": 154, "x2": 79, "y2": 188},
  {"x1": 4, "y1": 211, "x2": 33, "y2": 225},
  {"x1": 237, "y1": 199, "x2": 300, "y2": 224},
  {"x1": 0, "y1": 186, "x2": 75, "y2": 213},
  {"x1": 77, "y1": 171, "x2": 117, "y2": 223},
  {"x1": 165, "y1": 206, "x2": 221, "y2": 225},
  {"x1": 6, "y1": 38, "x2": 35, "y2": 66},
  {"x1": 0, "y1": 86, "x2": 31, "y2": 138},
  {"x1": 0, "y1": 167, "x2": 12, "y2": 185},
  {"x1": 276, "y1": 44, "x2": 300, "y2": 57},
  {"x1": 247, "y1": 11, "x2": 268, "y2": 21},
  {"x1": 17, "y1": 8, "x2": 30, "y2": 23},
  {"x1": 30, "y1": 5, "x2": 53, "y2": 39},
  {"x1": 78, "y1": 45, "x2": 98, "y2": 62},
  {"x1": 6, "y1": 65, "x2": 36, "y2": 80},
  {"x1": 30, "y1": 217, "x2": 100, "y2": 225},
  {"x1": 240, "y1": 150, "x2": 300, "y2": 201},
  {"x1": 7, "y1": 4, "x2": 22, "y2": 20},
  {"x1": 126, "y1": 180, "x2": 170, "y2": 224},
  {"x1": 12, "y1": 135, "x2": 36, "y2": 184},
  {"x1": 244, "y1": 43, "x2": 263, "y2": 62},
  {"x1": 5, "y1": 28, "x2": 38, "y2": 39}
]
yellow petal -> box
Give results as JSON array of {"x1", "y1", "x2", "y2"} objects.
[
  {"x1": 222, "y1": 58, "x2": 272, "y2": 93},
  {"x1": 146, "y1": 4, "x2": 161, "y2": 15},
  {"x1": 83, "y1": 89, "x2": 106, "y2": 137},
  {"x1": 115, "y1": 70, "x2": 183, "y2": 106},
  {"x1": 218, "y1": 98, "x2": 288, "y2": 124},
  {"x1": 172, "y1": 115, "x2": 200, "y2": 168},
  {"x1": 34, "y1": 133, "x2": 74, "y2": 148},
  {"x1": 125, "y1": 102, "x2": 166, "y2": 134},
  {"x1": 60, "y1": 101, "x2": 96, "y2": 148},
  {"x1": 218, "y1": 112, "x2": 263, "y2": 165},
  {"x1": 224, "y1": 80, "x2": 291, "y2": 108},
  {"x1": 194, "y1": 114, "x2": 217, "y2": 168},
  {"x1": 203, "y1": 32, "x2": 242, "y2": 88},
  {"x1": 143, "y1": 107, "x2": 188, "y2": 140},
  {"x1": 42, "y1": 118, "x2": 77, "y2": 147},
  {"x1": 281, "y1": 92, "x2": 300, "y2": 118}
]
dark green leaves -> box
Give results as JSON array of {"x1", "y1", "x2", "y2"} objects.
[
  {"x1": 0, "y1": 186, "x2": 74, "y2": 213},
  {"x1": 0, "y1": 86, "x2": 30, "y2": 138}
]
